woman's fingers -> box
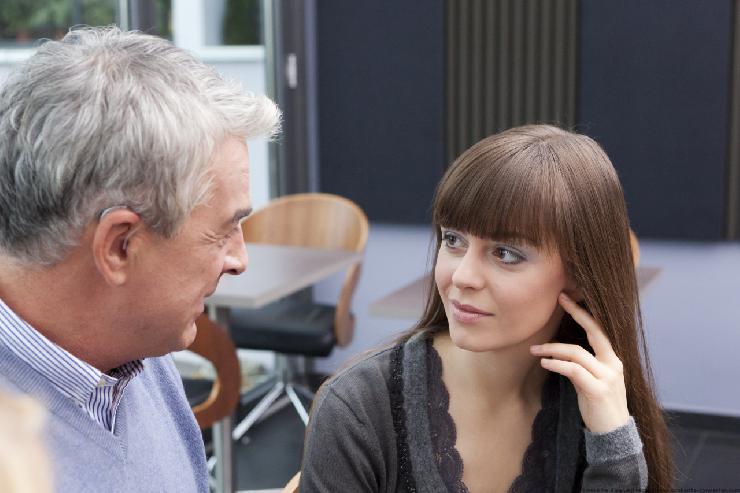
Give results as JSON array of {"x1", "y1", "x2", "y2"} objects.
[
  {"x1": 541, "y1": 355, "x2": 629, "y2": 433},
  {"x1": 558, "y1": 293, "x2": 618, "y2": 363},
  {"x1": 530, "y1": 342, "x2": 606, "y2": 378},
  {"x1": 539, "y1": 358, "x2": 603, "y2": 395},
  {"x1": 536, "y1": 295, "x2": 630, "y2": 433}
]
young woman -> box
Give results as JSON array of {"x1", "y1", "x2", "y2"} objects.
[{"x1": 299, "y1": 125, "x2": 672, "y2": 492}]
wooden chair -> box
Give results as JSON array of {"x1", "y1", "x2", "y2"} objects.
[
  {"x1": 186, "y1": 313, "x2": 241, "y2": 429},
  {"x1": 229, "y1": 193, "x2": 368, "y2": 441},
  {"x1": 239, "y1": 193, "x2": 368, "y2": 347},
  {"x1": 283, "y1": 472, "x2": 300, "y2": 493}
]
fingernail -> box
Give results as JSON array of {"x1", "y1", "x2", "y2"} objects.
[
  {"x1": 559, "y1": 293, "x2": 571, "y2": 302},
  {"x1": 530, "y1": 345, "x2": 541, "y2": 353}
]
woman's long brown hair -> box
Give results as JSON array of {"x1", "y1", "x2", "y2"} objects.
[{"x1": 403, "y1": 125, "x2": 672, "y2": 491}]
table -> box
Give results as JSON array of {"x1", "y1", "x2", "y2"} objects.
[
  {"x1": 204, "y1": 243, "x2": 363, "y2": 493},
  {"x1": 208, "y1": 243, "x2": 363, "y2": 310},
  {"x1": 370, "y1": 266, "x2": 662, "y2": 319}
]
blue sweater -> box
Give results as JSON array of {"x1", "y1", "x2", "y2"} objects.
[{"x1": 0, "y1": 342, "x2": 208, "y2": 493}]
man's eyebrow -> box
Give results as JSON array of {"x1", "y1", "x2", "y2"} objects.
[{"x1": 225, "y1": 207, "x2": 253, "y2": 227}]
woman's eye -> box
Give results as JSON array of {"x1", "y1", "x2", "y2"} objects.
[
  {"x1": 442, "y1": 231, "x2": 463, "y2": 249},
  {"x1": 494, "y1": 247, "x2": 524, "y2": 264}
]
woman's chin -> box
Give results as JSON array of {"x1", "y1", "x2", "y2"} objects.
[{"x1": 448, "y1": 324, "x2": 495, "y2": 352}]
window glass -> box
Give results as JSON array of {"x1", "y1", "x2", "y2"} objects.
[
  {"x1": 0, "y1": 0, "x2": 119, "y2": 46},
  {"x1": 130, "y1": 0, "x2": 172, "y2": 40},
  {"x1": 0, "y1": 0, "x2": 260, "y2": 49},
  {"x1": 221, "y1": 0, "x2": 261, "y2": 45}
]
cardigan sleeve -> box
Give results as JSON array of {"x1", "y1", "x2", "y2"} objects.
[
  {"x1": 300, "y1": 350, "x2": 398, "y2": 493},
  {"x1": 580, "y1": 416, "x2": 649, "y2": 492},
  {"x1": 300, "y1": 386, "x2": 389, "y2": 493}
]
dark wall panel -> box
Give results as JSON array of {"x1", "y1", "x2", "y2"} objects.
[
  {"x1": 317, "y1": 0, "x2": 445, "y2": 224},
  {"x1": 579, "y1": 0, "x2": 732, "y2": 239}
]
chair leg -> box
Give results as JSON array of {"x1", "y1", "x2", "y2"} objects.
[
  {"x1": 232, "y1": 381, "x2": 285, "y2": 441},
  {"x1": 259, "y1": 394, "x2": 292, "y2": 419},
  {"x1": 238, "y1": 377, "x2": 279, "y2": 406},
  {"x1": 213, "y1": 416, "x2": 235, "y2": 493},
  {"x1": 285, "y1": 384, "x2": 309, "y2": 425},
  {"x1": 292, "y1": 382, "x2": 316, "y2": 402},
  {"x1": 231, "y1": 354, "x2": 317, "y2": 442}
]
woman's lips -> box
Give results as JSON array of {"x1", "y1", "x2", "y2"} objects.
[{"x1": 451, "y1": 300, "x2": 493, "y2": 323}]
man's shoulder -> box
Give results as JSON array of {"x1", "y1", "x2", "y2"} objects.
[
  {"x1": 143, "y1": 354, "x2": 179, "y2": 379},
  {"x1": 138, "y1": 354, "x2": 189, "y2": 401}
]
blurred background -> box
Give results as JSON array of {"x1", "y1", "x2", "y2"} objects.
[{"x1": 1, "y1": 0, "x2": 738, "y2": 491}]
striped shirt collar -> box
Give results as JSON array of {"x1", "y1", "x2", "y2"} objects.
[{"x1": 0, "y1": 297, "x2": 143, "y2": 432}]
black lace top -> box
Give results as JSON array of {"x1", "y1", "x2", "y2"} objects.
[{"x1": 426, "y1": 338, "x2": 561, "y2": 493}]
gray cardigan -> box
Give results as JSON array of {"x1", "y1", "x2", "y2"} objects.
[{"x1": 300, "y1": 332, "x2": 648, "y2": 492}]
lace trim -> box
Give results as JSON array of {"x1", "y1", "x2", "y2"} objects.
[
  {"x1": 389, "y1": 344, "x2": 417, "y2": 492},
  {"x1": 509, "y1": 373, "x2": 559, "y2": 492},
  {"x1": 426, "y1": 338, "x2": 469, "y2": 493},
  {"x1": 426, "y1": 340, "x2": 560, "y2": 492}
]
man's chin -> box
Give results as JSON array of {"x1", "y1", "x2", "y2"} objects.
[{"x1": 181, "y1": 321, "x2": 199, "y2": 349}]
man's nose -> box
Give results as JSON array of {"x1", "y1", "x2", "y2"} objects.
[
  {"x1": 224, "y1": 232, "x2": 248, "y2": 275},
  {"x1": 451, "y1": 250, "x2": 485, "y2": 290}
]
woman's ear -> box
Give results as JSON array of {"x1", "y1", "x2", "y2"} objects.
[
  {"x1": 92, "y1": 208, "x2": 142, "y2": 286},
  {"x1": 564, "y1": 278, "x2": 584, "y2": 303}
]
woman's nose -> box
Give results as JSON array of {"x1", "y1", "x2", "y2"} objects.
[{"x1": 451, "y1": 250, "x2": 485, "y2": 290}]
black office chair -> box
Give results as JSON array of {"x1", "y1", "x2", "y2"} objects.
[{"x1": 228, "y1": 193, "x2": 368, "y2": 441}]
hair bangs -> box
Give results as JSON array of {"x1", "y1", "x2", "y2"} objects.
[{"x1": 433, "y1": 147, "x2": 564, "y2": 250}]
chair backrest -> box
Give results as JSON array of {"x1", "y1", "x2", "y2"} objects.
[
  {"x1": 242, "y1": 193, "x2": 369, "y2": 347},
  {"x1": 187, "y1": 314, "x2": 241, "y2": 429},
  {"x1": 629, "y1": 229, "x2": 640, "y2": 267},
  {"x1": 242, "y1": 193, "x2": 368, "y2": 251}
]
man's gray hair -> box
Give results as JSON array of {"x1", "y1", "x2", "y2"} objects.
[{"x1": 0, "y1": 26, "x2": 280, "y2": 265}]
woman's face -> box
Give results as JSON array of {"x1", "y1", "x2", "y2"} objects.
[{"x1": 435, "y1": 228, "x2": 575, "y2": 352}]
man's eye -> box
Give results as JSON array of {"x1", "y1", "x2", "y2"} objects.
[
  {"x1": 218, "y1": 225, "x2": 241, "y2": 244},
  {"x1": 214, "y1": 232, "x2": 232, "y2": 247}
]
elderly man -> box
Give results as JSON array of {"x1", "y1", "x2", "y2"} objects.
[{"x1": 0, "y1": 27, "x2": 279, "y2": 492}]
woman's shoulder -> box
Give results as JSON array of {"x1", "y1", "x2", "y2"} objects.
[
  {"x1": 320, "y1": 331, "x2": 430, "y2": 400},
  {"x1": 302, "y1": 342, "x2": 416, "y2": 491},
  {"x1": 318, "y1": 345, "x2": 397, "y2": 406},
  {"x1": 311, "y1": 331, "x2": 432, "y2": 426}
]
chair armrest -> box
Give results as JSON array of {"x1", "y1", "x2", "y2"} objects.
[{"x1": 187, "y1": 314, "x2": 240, "y2": 429}]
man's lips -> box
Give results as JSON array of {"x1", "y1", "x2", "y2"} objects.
[{"x1": 451, "y1": 300, "x2": 493, "y2": 323}]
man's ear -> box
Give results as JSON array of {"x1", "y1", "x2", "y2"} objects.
[{"x1": 92, "y1": 209, "x2": 142, "y2": 286}]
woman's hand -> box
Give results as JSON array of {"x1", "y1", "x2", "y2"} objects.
[{"x1": 530, "y1": 292, "x2": 630, "y2": 434}]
